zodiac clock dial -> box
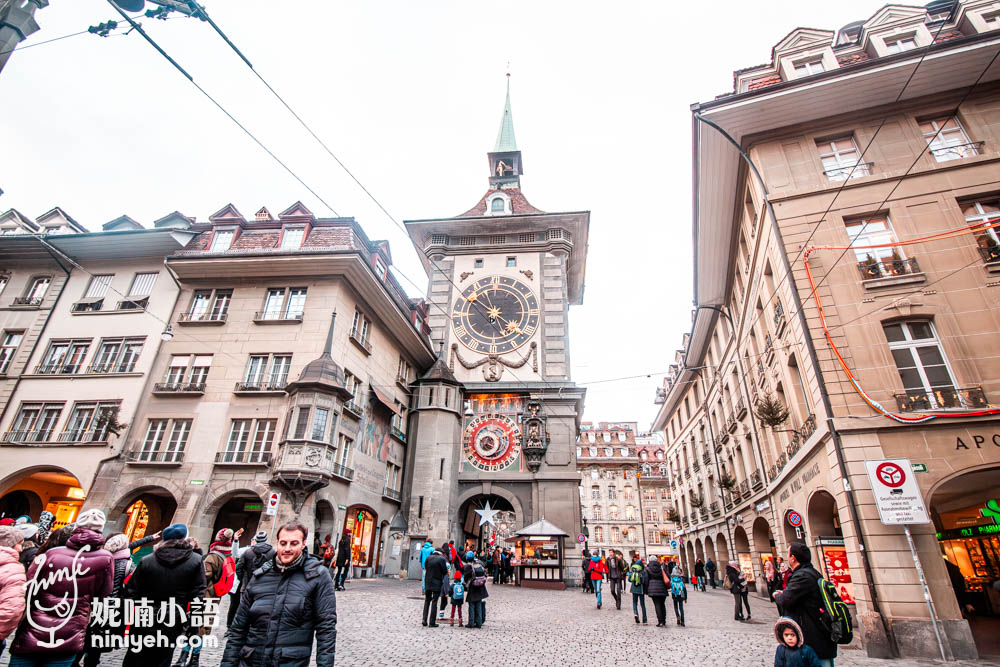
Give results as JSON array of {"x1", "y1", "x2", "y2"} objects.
[
  {"x1": 463, "y1": 413, "x2": 521, "y2": 472},
  {"x1": 452, "y1": 275, "x2": 539, "y2": 355}
]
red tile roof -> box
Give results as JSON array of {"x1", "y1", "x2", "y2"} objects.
[{"x1": 458, "y1": 188, "x2": 544, "y2": 217}]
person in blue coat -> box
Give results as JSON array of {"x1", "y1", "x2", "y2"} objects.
[
  {"x1": 419, "y1": 540, "x2": 434, "y2": 592},
  {"x1": 670, "y1": 565, "x2": 688, "y2": 626}
]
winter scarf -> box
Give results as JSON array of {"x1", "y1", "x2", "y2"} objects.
[
  {"x1": 35, "y1": 511, "x2": 55, "y2": 545},
  {"x1": 274, "y1": 551, "x2": 305, "y2": 572}
]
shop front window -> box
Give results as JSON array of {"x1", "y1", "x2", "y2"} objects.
[{"x1": 345, "y1": 506, "x2": 376, "y2": 567}]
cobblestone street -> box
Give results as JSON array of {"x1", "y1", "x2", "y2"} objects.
[{"x1": 7, "y1": 578, "x2": 992, "y2": 667}]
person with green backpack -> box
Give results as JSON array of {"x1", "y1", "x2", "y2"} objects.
[
  {"x1": 774, "y1": 543, "x2": 840, "y2": 667},
  {"x1": 627, "y1": 554, "x2": 649, "y2": 624}
]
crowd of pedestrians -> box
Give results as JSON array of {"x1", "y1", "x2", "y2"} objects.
[
  {"x1": 417, "y1": 540, "x2": 496, "y2": 629},
  {"x1": 0, "y1": 511, "x2": 338, "y2": 667}
]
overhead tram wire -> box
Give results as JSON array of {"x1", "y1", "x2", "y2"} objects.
[
  {"x1": 705, "y1": 15, "x2": 960, "y2": 359},
  {"x1": 801, "y1": 44, "x2": 1000, "y2": 303},
  {"x1": 178, "y1": 4, "x2": 580, "y2": 395},
  {"x1": 0, "y1": 30, "x2": 90, "y2": 56},
  {"x1": 104, "y1": 1, "x2": 340, "y2": 217}
]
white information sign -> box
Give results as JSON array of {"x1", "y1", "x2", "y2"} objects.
[
  {"x1": 266, "y1": 491, "x2": 281, "y2": 516},
  {"x1": 864, "y1": 458, "x2": 930, "y2": 525}
]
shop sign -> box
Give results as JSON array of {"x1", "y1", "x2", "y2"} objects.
[
  {"x1": 936, "y1": 523, "x2": 1000, "y2": 540},
  {"x1": 777, "y1": 462, "x2": 821, "y2": 503},
  {"x1": 982, "y1": 499, "x2": 1000, "y2": 525},
  {"x1": 955, "y1": 433, "x2": 1000, "y2": 449},
  {"x1": 820, "y1": 543, "x2": 855, "y2": 605},
  {"x1": 755, "y1": 500, "x2": 770, "y2": 513},
  {"x1": 338, "y1": 504, "x2": 347, "y2": 510},
  {"x1": 864, "y1": 458, "x2": 930, "y2": 525},
  {"x1": 243, "y1": 503, "x2": 263, "y2": 512},
  {"x1": 189, "y1": 480, "x2": 205, "y2": 485},
  {"x1": 911, "y1": 463, "x2": 927, "y2": 473}
]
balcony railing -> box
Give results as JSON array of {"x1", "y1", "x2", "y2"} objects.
[
  {"x1": 738, "y1": 479, "x2": 750, "y2": 497},
  {"x1": 254, "y1": 311, "x2": 303, "y2": 324},
  {"x1": 699, "y1": 507, "x2": 709, "y2": 521},
  {"x1": 58, "y1": 429, "x2": 108, "y2": 443},
  {"x1": 331, "y1": 462, "x2": 354, "y2": 481},
  {"x1": 786, "y1": 432, "x2": 802, "y2": 458},
  {"x1": 857, "y1": 257, "x2": 921, "y2": 281},
  {"x1": 390, "y1": 426, "x2": 406, "y2": 442},
  {"x1": 928, "y1": 141, "x2": 983, "y2": 161},
  {"x1": 382, "y1": 486, "x2": 402, "y2": 502},
  {"x1": 894, "y1": 385, "x2": 989, "y2": 412},
  {"x1": 2, "y1": 430, "x2": 55, "y2": 443},
  {"x1": 87, "y1": 363, "x2": 136, "y2": 375},
  {"x1": 215, "y1": 450, "x2": 271, "y2": 465},
  {"x1": 710, "y1": 501, "x2": 720, "y2": 517},
  {"x1": 702, "y1": 451, "x2": 711, "y2": 465},
  {"x1": 153, "y1": 382, "x2": 206, "y2": 394},
  {"x1": 773, "y1": 300, "x2": 787, "y2": 336},
  {"x1": 234, "y1": 381, "x2": 287, "y2": 394},
  {"x1": 178, "y1": 311, "x2": 228, "y2": 324},
  {"x1": 764, "y1": 334, "x2": 774, "y2": 362},
  {"x1": 751, "y1": 470, "x2": 763, "y2": 490},
  {"x1": 823, "y1": 161, "x2": 873, "y2": 180},
  {"x1": 757, "y1": 360, "x2": 766, "y2": 383},
  {"x1": 692, "y1": 461, "x2": 701, "y2": 472},
  {"x1": 735, "y1": 396, "x2": 747, "y2": 419},
  {"x1": 977, "y1": 243, "x2": 1000, "y2": 265},
  {"x1": 343, "y1": 400, "x2": 363, "y2": 418},
  {"x1": 35, "y1": 363, "x2": 82, "y2": 375},
  {"x1": 117, "y1": 297, "x2": 148, "y2": 311},
  {"x1": 683, "y1": 468, "x2": 691, "y2": 479},
  {"x1": 130, "y1": 449, "x2": 184, "y2": 464},
  {"x1": 799, "y1": 414, "x2": 817, "y2": 440},
  {"x1": 348, "y1": 330, "x2": 372, "y2": 354},
  {"x1": 726, "y1": 412, "x2": 738, "y2": 433},
  {"x1": 11, "y1": 296, "x2": 42, "y2": 307}
]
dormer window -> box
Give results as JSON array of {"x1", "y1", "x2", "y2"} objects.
[
  {"x1": 280, "y1": 226, "x2": 306, "y2": 250},
  {"x1": 985, "y1": 10, "x2": 1000, "y2": 28},
  {"x1": 211, "y1": 228, "x2": 235, "y2": 252},
  {"x1": 885, "y1": 34, "x2": 917, "y2": 54},
  {"x1": 793, "y1": 58, "x2": 825, "y2": 78},
  {"x1": 486, "y1": 193, "x2": 510, "y2": 216},
  {"x1": 374, "y1": 257, "x2": 387, "y2": 281}
]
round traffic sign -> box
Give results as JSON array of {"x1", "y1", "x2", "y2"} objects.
[
  {"x1": 875, "y1": 462, "x2": 906, "y2": 488},
  {"x1": 787, "y1": 510, "x2": 803, "y2": 527},
  {"x1": 670, "y1": 540, "x2": 678, "y2": 548},
  {"x1": 577, "y1": 533, "x2": 586, "y2": 544}
]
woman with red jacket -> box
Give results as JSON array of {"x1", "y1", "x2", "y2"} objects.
[{"x1": 588, "y1": 554, "x2": 609, "y2": 609}]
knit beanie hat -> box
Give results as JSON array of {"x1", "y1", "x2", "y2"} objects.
[
  {"x1": 104, "y1": 534, "x2": 129, "y2": 553},
  {"x1": 465, "y1": 550, "x2": 475, "y2": 561},
  {"x1": 15, "y1": 515, "x2": 30, "y2": 525},
  {"x1": 15, "y1": 524, "x2": 38, "y2": 541},
  {"x1": 254, "y1": 530, "x2": 268, "y2": 544},
  {"x1": 215, "y1": 528, "x2": 234, "y2": 544},
  {"x1": 0, "y1": 518, "x2": 13, "y2": 526},
  {"x1": 75, "y1": 509, "x2": 107, "y2": 533},
  {"x1": 162, "y1": 523, "x2": 188, "y2": 540}
]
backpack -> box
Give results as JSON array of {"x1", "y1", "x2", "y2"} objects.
[
  {"x1": 472, "y1": 561, "x2": 487, "y2": 587},
  {"x1": 323, "y1": 544, "x2": 334, "y2": 560},
  {"x1": 451, "y1": 581, "x2": 465, "y2": 601},
  {"x1": 670, "y1": 576, "x2": 686, "y2": 600},
  {"x1": 211, "y1": 553, "x2": 237, "y2": 597},
  {"x1": 817, "y1": 577, "x2": 854, "y2": 645},
  {"x1": 628, "y1": 566, "x2": 642, "y2": 586}
]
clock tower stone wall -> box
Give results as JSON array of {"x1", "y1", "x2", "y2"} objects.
[{"x1": 403, "y1": 82, "x2": 590, "y2": 585}]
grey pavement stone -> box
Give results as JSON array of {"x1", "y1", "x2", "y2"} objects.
[{"x1": 4, "y1": 579, "x2": 999, "y2": 666}]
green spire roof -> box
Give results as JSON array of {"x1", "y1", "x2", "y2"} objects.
[{"x1": 493, "y1": 76, "x2": 518, "y2": 153}]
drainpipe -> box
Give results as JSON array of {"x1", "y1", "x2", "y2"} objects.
[{"x1": 693, "y1": 112, "x2": 897, "y2": 658}]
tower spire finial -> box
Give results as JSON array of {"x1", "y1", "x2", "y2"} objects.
[
  {"x1": 493, "y1": 71, "x2": 517, "y2": 153},
  {"x1": 324, "y1": 311, "x2": 337, "y2": 356}
]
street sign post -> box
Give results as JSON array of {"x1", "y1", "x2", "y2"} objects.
[
  {"x1": 865, "y1": 458, "x2": 945, "y2": 661},
  {"x1": 577, "y1": 533, "x2": 586, "y2": 544},
  {"x1": 266, "y1": 491, "x2": 282, "y2": 543}
]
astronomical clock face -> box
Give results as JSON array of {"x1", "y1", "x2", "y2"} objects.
[
  {"x1": 452, "y1": 275, "x2": 539, "y2": 355},
  {"x1": 463, "y1": 413, "x2": 521, "y2": 472}
]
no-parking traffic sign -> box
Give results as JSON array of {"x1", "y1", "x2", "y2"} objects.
[{"x1": 864, "y1": 458, "x2": 929, "y2": 525}]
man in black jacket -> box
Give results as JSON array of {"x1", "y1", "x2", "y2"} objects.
[
  {"x1": 774, "y1": 542, "x2": 837, "y2": 666},
  {"x1": 421, "y1": 546, "x2": 448, "y2": 627},
  {"x1": 123, "y1": 523, "x2": 206, "y2": 667},
  {"x1": 222, "y1": 521, "x2": 336, "y2": 667}
]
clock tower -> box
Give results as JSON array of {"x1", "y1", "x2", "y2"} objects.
[{"x1": 402, "y1": 79, "x2": 589, "y2": 585}]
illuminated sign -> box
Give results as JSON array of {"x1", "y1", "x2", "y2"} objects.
[{"x1": 936, "y1": 524, "x2": 1000, "y2": 540}]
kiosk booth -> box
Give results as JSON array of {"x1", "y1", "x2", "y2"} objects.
[{"x1": 509, "y1": 518, "x2": 568, "y2": 590}]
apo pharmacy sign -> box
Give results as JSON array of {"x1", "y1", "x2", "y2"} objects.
[{"x1": 864, "y1": 458, "x2": 930, "y2": 525}]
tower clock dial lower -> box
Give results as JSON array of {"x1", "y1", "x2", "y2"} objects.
[
  {"x1": 464, "y1": 413, "x2": 521, "y2": 472},
  {"x1": 452, "y1": 275, "x2": 539, "y2": 355}
]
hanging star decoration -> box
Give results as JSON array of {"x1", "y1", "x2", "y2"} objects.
[{"x1": 475, "y1": 501, "x2": 501, "y2": 527}]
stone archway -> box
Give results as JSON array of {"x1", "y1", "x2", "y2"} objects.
[
  {"x1": 107, "y1": 484, "x2": 179, "y2": 545},
  {"x1": 752, "y1": 516, "x2": 776, "y2": 598},
  {"x1": 694, "y1": 537, "x2": 704, "y2": 562},
  {"x1": 716, "y1": 532, "x2": 730, "y2": 565},
  {"x1": 685, "y1": 540, "x2": 695, "y2": 575},
  {"x1": 0, "y1": 467, "x2": 85, "y2": 529},
  {"x1": 455, "y1": 485, "x2": 526, "y2": 533},
  {"x1": 206, "y1": 487, "x2": 266, "y2": 548},
  {"x1": 733, "y1": 525, "x2": 754, "y2": 591},
  {"x1": 704, "y1": 535, "x2": 716, "y2": 565},
  {"x1": 927, "y1": 464, "x2": 1000, "y2": 659}
]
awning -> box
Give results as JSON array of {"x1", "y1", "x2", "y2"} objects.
[
  {"x1": 512, "y1": 518, "x2": 569, "y2": 538},
  {"x1": 369, "y1": 384, "x2": 400, "y2": 415}
]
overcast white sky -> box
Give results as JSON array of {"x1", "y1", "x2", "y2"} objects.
[{"x1": 1, "y1": 0, "x2": 886, "y2": 429}]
